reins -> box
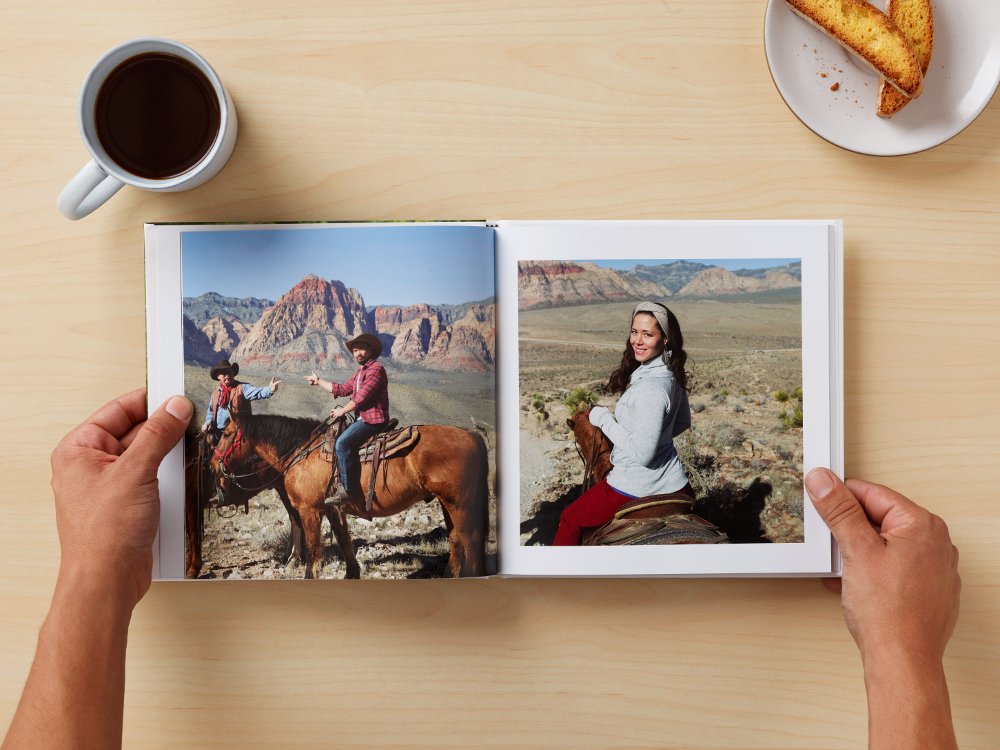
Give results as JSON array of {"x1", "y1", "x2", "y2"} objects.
[{"x1": 213, "y1": 415, "x2": 337, "y2": 492}]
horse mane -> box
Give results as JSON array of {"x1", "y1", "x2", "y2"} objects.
[{"x1": 241, "y1": 414, "x2": 323, "y2": 455}]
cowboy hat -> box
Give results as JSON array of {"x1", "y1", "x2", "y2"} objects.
[
  {"x1": 345, "y1": 333, "x2": 382, "y2": 359},
  {"x1": 210, "y1": 359, "x2": 240, "y2": 380}
]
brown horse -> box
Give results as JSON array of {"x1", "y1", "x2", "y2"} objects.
[
  {"x1": 565, "y1": 408, "x2": 728, "y2": 545},
  {"x1": 212, "y1": 414, "x2": 488, "y2": 579},
  {"x1": 185, "y1": 431, "x2": 316, "y2": 578},
  {"x1": 565, "y1": 408, "x2": 613, "y2": 491}
]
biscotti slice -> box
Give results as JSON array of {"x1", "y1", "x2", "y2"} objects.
[
  {"x1": 877, "y1": 0, "x2": 933, "y2": 117},
  {"x1": 786, "y1": 0, "x2": 924, "y2": 98}
]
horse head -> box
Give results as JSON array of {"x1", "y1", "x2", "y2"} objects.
[
  {"x1": 567, "y1": 407, "x2": 613, "y2": 490},
  {"x1": 210, "y1": 417, "x2": 252, "y2": 495}
]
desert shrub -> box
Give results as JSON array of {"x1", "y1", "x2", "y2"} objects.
[
  {"x1": 675, "y1": 436, "x2": 717, "y2": 497},
  {"x1": 721, "y1": 388, "x2": 730, "y2": 397},
  {"x1": 711, "y1": 392, "x2": 727, "y2": 404},
  {"x1": 732, "y1": 404, "x2": 745, "y2": 414},
  {"x1": 779, "y1": 406, "x2": 804, "y2": 429},
  {"x1": 792, "y1": 386, "x2": 803, "y2": 401},
  {"x1": 261, "y1": 526, "x2": 292, "y2": 562},
  {"x1": 774, "y1": 390, "x2": 791, "y2": 402},
  {"x1": 691, "y1": 402, "x2": 706, "y2": 413},
  {"x1": 563, "y1": 386, "x2": 598, "y2": 414},
  {"x1": 530, "y1": 393, "x2": 546, "y2": 412},
  {"x1": 715, "y1": 423, "x2": 747, "y2": 448}
]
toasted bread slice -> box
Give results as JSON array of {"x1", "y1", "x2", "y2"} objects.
[
  {"x1": 786, "y1": 0, "x2": 923, "y2": 98},
  {"x1": 877, "y1": 0, "x2": 933, "y2": 117}
]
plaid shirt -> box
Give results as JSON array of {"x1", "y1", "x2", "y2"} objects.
[{"x1": 330, "y1": 359, "x2": 389, "y2": 424}]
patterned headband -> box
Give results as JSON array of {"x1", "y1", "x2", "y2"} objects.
[{"x1": 632, "y1": 301, "x2": 670, "y2": 339}]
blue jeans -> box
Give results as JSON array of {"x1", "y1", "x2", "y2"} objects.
[{"x1": 335, "y1": 419, "x2": 384, "y2": 493}]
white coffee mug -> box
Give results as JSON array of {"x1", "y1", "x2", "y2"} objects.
[{"x1": 57, "y1": 38, "x2": 237, "y2": 220}]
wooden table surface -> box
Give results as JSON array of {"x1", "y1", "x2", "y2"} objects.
[{"x1": 1, "y1": 2, "x2": 998, "y2": 747}]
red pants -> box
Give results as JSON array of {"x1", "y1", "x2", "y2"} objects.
[{"x1": 553, "y1": 479, "x2": 693, "y2": 546}]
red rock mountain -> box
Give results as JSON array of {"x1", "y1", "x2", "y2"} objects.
[
  {"x1": 233, "y1": 275, "x2": 368, "y2": 372},
  {"x1": 230, "y1": 275, "x2": 495, "y2": 374},
  {"x1": 375, "y1": 302, "x2": 495, "y2": 372},
  {"x1": 518, "y1": 261, "x2": 668, "y2": 310}
]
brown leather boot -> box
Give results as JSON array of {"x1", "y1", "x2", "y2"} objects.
[{"x1": 324, "y1": 486, "x2": 350, "y2": 506}]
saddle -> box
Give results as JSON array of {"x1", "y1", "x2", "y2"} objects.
[
  {"x1": 581, "y1": 492, "x2": 729, "y2": 546},
  {"x1": 321, "y1": 419, "x2": 421, "y2": 512}
]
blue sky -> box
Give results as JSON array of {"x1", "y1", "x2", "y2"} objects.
[{"x1": 182, "y1": 225, "x2": 495, "y2": 305}]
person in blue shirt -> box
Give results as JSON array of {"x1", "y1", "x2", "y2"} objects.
[{"x1": 200, "y1": 359, "x2": 281, "y2": 438}]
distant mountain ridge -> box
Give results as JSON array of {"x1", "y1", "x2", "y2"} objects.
[
  {"x1": 518, "y1": 260, "x2": 666, "y2": 310},
  {"x1": 733, "y1": 261, "x2": 801, "y2": 282},
  {"x1": 183, "y1": 276, "x2": 494, "y2": 373},
  {"x1": 183, "y1": 292, "x2": 273, "y2": 328},
  {"x1": 518, "y1": 260, "x2": 801, "y2": 310},
  {"x1": 626, "y1": 261, "x2": 711, "y2": 294},
  {"x1": 677, "y1": 267, "x2": 799, "y2": 297}
]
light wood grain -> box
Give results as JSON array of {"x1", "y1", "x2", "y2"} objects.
[{"x1": 1, "y1": 1, "x2": 998, "y2": 747}]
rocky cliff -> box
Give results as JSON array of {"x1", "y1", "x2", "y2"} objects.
[
  {"x1": 518, "y1": 261, "x2": 668, "y2": 310},
  {"x1": 208, "y1": 275, "x2": 497, "y2": 374},
  {"x1": 375, "y1": 302, "x2": 495, "y2": 372},
  {"x1": 677, "y1": 267, "x2": 800, "y2": 297},
  {"x1": 232, "y1": 275, "x2": 369, "y2": 371}
]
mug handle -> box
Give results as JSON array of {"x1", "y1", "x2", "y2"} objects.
[{"x1": 57, "y1": 159, "x2": 125, "y2": 220}]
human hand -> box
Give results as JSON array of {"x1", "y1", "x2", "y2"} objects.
[
  {"x1": 588, "y1": 406, "x2": 610, "y2": 430},
  {"x1": 330, "y1": 406, "x2": 345, "y2": 420},
  {"x1": 269, "y1": 376, "x2": 282, "y2": 392},
  {"x1": 50, "y1": 388, "x2": 192, "y2": 610},
  {"x1": 805, "y1": 469, "x2": 960, "y2": 665},
  {"x1": 305, "y1": 372, "x2": 320, "y2": 386}
]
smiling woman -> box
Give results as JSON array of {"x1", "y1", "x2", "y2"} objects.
[{"x1": 552, "y1": 301, "x2": 694, "y2": 546}]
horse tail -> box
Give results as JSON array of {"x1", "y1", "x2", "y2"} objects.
[
  {"x1": 470, "y1": 427, "x2": 491, "y2": 573},
  {"x1": 470, "y1": 417, "x2": 496, "y2": 502}
]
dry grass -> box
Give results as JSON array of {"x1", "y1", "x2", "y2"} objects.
[
  {"x1": 186, "y1": 364, "x2": 497, "y2": 579},
  {"x1": 518, "y1": 299, "x2": 805, "y2": 544}
]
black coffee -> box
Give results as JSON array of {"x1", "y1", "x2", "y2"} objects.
[{"x1": 95, "y1": 52, "x2": 221, "y2": 180}]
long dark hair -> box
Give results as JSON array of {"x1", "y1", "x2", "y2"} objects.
[{"x1": 604, "y1": 304, "x2": 689, "y2": 395}]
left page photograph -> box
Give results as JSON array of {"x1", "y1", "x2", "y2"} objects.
[{"x1": 146, "y1": 222, "x2": 497, "y2": 580}]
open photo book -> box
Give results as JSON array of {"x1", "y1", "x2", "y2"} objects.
[{"x1": 145, "y1": 220, "x2": 843, "y2": 580}]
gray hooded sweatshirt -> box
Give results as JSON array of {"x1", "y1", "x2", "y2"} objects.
[{"x1": 588, "y1": 357, "x2": 691, "y2": 497}]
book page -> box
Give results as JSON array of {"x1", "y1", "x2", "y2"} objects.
[
  {"x1": 146, "y1": 222, "x2": 497, "y2": 580},
  {"x1": 495, "y1": 220, "x2": 842, "y2": 577}
]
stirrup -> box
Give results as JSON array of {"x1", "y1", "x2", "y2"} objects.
[
  {"x1": 324, "y1": 486, "x2": 350, "y2": 507},
  {"x1": 210, "y1": 487, "x2": 226, "y2": 507}
]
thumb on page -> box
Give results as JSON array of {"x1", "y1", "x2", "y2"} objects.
[{"x1": 805, "y1": 468, "x2": 880, "y2": 558}]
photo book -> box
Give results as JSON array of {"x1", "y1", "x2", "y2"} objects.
[{"x1": 145, "y1": 220, "x2": 843, "y2": 580}]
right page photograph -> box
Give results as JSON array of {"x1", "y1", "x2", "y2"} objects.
[{"x1": 496, "y1": 221, "x2": 842, "y2": 577}]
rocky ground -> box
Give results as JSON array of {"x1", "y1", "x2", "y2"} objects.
[
  {"x1": 517, "y1": 299, "x2": 806, "y2": 545},
  {"x1": 198, "y1": 488, "x2": 462, "y2": 580},
  {"x1": 187, "y1": 365, "x2": 498, "y2": 580}
]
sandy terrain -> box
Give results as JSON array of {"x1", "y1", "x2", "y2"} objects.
[
  {"x1": 518, "y1": 299, "x2": 805, "y2": 545},
  {"x1": 186, "y1": 364, "x2": 497, "y2": 579}
]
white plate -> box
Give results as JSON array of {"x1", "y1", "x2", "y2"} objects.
[{"x1": 764, "y1": 0, "x2": 1000, "y2": 155}]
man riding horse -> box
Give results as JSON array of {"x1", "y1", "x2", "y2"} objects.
[
  {"x1": 201, "y1": 358, "x2": 282, "y2": 441},
  {"x1": 305, "y1": 333, "x2": 389, "y2": 507}
]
